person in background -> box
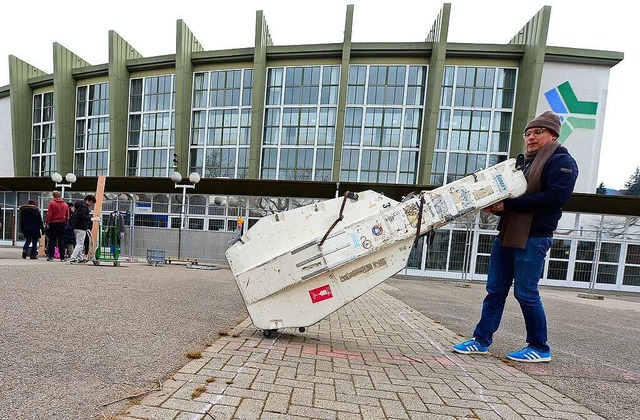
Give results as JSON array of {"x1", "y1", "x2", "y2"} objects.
[
  {"x1": 452, "y1": 111, "x2": 578, "y2": 363},
  {"x1": 70, "y1": 194, "x2": 96, "y2": 263},
  {"x1": 64, "y1": 202, "x2": 76, "y2": 259},
  {"x1": 45, "y1": 190, "x2": 69, "y2": 262},
  {"x1": 19, "y1": 199, "x2": 45, "y2": 259}
]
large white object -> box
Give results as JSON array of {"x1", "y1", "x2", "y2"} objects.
[{"x1": 226, "y1": 158, "x2": 527, "y2": 332}]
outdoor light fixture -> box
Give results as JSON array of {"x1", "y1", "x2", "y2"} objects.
[
  {"x1": 51, "y1": 172, "x2": 77, "y2": 197},
  {"x1": 171, "y1": 171, "x2": 201, "y2": 260}
]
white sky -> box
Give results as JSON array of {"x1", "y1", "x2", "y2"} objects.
[{"x1": 1, "y1": 0, "x2": 637, "y2": 189}]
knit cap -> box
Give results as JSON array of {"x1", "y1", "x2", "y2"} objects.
[{"x1": 524, "y1": 111, "x2": 561, "y2": 137}]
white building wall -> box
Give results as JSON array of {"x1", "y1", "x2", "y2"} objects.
[
  {"x1": 0, "y1": 96, "x2": 14, "y2": 177},
  {"x1": 537, "y1": 62, "x2": 611, "y2": 194}
]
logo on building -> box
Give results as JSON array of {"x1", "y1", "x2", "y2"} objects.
[{"x1": 544, "y1": 81, "x2": 598, "y2": 143}]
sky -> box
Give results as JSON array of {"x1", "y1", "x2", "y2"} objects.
[{"x1": 0, "y1": 0, "x2": 637, "y2": 189}]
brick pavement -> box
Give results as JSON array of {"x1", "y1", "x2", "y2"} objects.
[{"x1": 119, "y1": 284, "x2": 604, "y2": 420}]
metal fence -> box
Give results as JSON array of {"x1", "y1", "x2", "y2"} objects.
[
  {"x1": 402, "y1": 213, "x2": 640, "y2": 292},
  {"x1": 2, "y1": 190, "x2": 639, "y2": 291}
]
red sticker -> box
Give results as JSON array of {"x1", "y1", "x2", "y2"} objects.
[{"x1": 309, "y1": 284, "x2": 333, "y2": 303}]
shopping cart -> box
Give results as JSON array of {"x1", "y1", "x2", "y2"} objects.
[{"x1": 92, "y1": 225, "x2": 121, "y2": 266}]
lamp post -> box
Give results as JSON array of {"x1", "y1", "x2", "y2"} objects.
[
  {"x1": 51, "y1": 172, "x2": 77, "y2": 198},
  {"x1": 171, "y1": 171, "x2": 200, "y2": 260}
]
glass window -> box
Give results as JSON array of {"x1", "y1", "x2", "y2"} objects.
[
  {"x1": 127, "y1": 75, "x2": 176, "y2": 177},
  {"x1": 432, "y1": 65, "x2": 516, "y2": 186},
  {"x1": 340, "y1": 64, "x2": 426, "y2": 184},
  {"x1": 189, "y1": 69, "x2": 252, "y2": 179},
  {"x1": 75, "y1": 83, "x2": 110, "y2": 176},
  {"x1": 262, "y1": 65, "x2": 338, "y2": 181},
  {"x1": 31, "y1": 91, "x2": 56, "y2": 177}
]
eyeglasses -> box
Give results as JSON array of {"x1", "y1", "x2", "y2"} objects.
[{"x1": 523, "y1": 128, "x2": 547, "y2": 139}]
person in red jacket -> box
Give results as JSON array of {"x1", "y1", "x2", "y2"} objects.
[{"x1": 45, "y1": 190, "x2": 69, "y2": 261}]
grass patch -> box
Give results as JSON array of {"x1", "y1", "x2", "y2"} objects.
[
  {"x1": 186, "y1": 350, "x2": 202, "y2": 359},
  {"x1": 191, "y1": 385, "x2": 207, "y2": 399}
]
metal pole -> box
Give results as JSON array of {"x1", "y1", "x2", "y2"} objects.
[
  {"x1": 460, "y1": 220, "x2": 473, "y2": 287},
  {"x1": 588, "y1": 228, "x2": 602, "y2": 295},
  {"x1": 178, "y1": 186, "x2": 186, "y2": 260},
  {"x1": 129, "y1": 194, "x2": 135, "y2": 259}
]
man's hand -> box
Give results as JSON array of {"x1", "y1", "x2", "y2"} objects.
[
  {"x1": 490, "y1": 202, "x2": 505, "y2": 213},
  {"x1": 482, "y1": 202, "x2": 504, "y2": 214}
]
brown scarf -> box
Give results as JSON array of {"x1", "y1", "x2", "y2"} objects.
[{"x1": 499, "y1": 141, "x2": 560, "y2": 248}]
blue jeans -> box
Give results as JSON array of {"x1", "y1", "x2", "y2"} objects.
[
  {"x1": 23, "y1": 235, "x2": 39, "y2": 257},
  {"x1": 473, "y1": 236, "x2": 552, "y2": 353}
]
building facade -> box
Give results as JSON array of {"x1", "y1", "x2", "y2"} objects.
[{"x1": 1, "y1": 5, "x2": 638, "y2": 291}]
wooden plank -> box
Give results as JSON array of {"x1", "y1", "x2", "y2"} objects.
[{"x1": 87, "y1": 176, "x2": 106, "y2": 259}]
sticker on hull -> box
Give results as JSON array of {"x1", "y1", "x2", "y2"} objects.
[{"x1": 309, "y1": 284, "x2": 333, "y2": 303}]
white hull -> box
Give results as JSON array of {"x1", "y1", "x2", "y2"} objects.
[{"x1": 226, "y1": 158, "x2": 527, "y2": 330}]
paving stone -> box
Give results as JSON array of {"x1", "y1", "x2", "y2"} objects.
[
  {"x1": 127, "y1": 404, "x2": 179, "y2": 420},
  {"x1": 380, "y1": 398, "x2": 410, "y2": 419},
  {"x1": 222, "y1": 386, "x2": 268, "y2": 401},
  {"x1": 263, "y1": 392, "x2": 290, "y2": 414},
  {"x1": 360, "y1": 404, "x2": 386, "y2": 419},
  {"x1": 287, "y1": 404, "x2": 337, "y2": 419},
  {"x1": 291, "y1": 387, "x2": 314, "y2": 406},
  {"x1": 160, "y1": 397, "x2": 211, "y2": 413},
  {"x1": 314, "y1": 398, "x2": 360, "y2": 414},
  {"x1": 206, "y1": 403, "x2": 237, "y2": 420},
  {"x1": 174, "y1": 412, "x2": 205, "y2": 420},
  {"x1": 397, "y1": 391, "x2": 428, "y2": 412},
  {"x1": 314, "y1": 383, "x2": 336, "y2": 400},
  {"x1": 234, "y1": 397, "x2": 265, "y2": 420},
  {"x1": 125, "y1": 289, "x2": 601, "y2": 420}
]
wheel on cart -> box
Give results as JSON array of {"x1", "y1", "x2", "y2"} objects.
[
  {"x1": 114, "y1": 261, "x2": 120, "y2": 267},
  {"x1": 93, "y1": 260, "x2": 100, "y2": 266},
  {"x1": 262, "y1": 329, "x2": 277, "y2": 338}
]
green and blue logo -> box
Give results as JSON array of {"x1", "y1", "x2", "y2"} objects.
[{"x1": 544, "y1": 81, "x2": 598, "y2": 143}]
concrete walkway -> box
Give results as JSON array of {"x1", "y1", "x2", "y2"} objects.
[{"x1": 121, "y1": 284, "x2": 604, "y2": 420}]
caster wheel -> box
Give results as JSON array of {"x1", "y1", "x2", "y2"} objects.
[
  {"x1": 114, "y1": 261, "x2": 120, "y2": 267},
  {"x1": 93, "y1": 261, "x2": 99, "y2": 266},
  {"x1": 298, "y1": 327, "x2": 306, "y2": 333},
  {"x1": 262, "y1": 329, "x2": 276, "y2": 338}
]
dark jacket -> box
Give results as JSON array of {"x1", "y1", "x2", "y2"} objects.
[
  {"x1": 65, "y1": 209, "x2": 77, "y2": 245},
  {"x1": 71, "y1": 200, "x2": 92, "y2": 230},
  {"x1": 500, "y1": 146, "x2": 578, "y2": 237},
  {"x1": 19, "y1": 204, "x2": 45, "y2": 237}
]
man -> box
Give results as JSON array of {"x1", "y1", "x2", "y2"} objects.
[
  {"x1": 45, "y1": 190, "x2": 69, "y2": 262},
  {"x1": 452, "y1": 111, "x2": 578, "y2": 362},
  {"x1": 69, "y1": 194, "x2": 96, "y2": 263},
  {"x1": 64, "y1": 202, "x2": 76, "y2": 258},
  {"x1": 19, "y1": 200, "x2": 45, "y2": 259}
]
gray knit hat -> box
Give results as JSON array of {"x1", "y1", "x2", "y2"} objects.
[{"x1": 524, "y1": 111, "x2": 561, "y2": 137}]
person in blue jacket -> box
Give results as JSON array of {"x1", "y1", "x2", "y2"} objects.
[
  {"x1": 453, "y1": 111, "x2": 578, "y2": 363},
  {"x1": 19, "y1": 200, "x2": 45, "y2": 259}
]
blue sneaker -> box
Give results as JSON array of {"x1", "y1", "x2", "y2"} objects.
[
  {"x1": 452, "y1": 339, "x2": 489, "y2": 355},
  {"x1": 507, "y1": 346, "x2": 551, "y2": 363}
]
